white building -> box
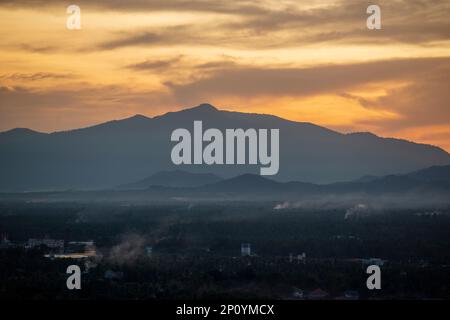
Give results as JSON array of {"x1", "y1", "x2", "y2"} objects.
[
  {"x1": 27, "y1": 238, "x2": 64, "y2": 249},
  {"x1": 241, "y1": 243, "x2": 251, "y2": 256},
  {"x1": 0, "y1": 234, "x2": 12, "y2": 249},
  {"x1": 297, "y1": 252, "x2": 306, "y2": 264}
]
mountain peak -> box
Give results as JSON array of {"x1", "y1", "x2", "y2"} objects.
[
  {"x1": 128, "y1": 114, "x2": 151, "y2": 120},
  {"x1": 155, "y1": 103, "x2": 219, "y2": 120},
  {"x1": 207, "y1": 173, "x2": 280, "y2": 191},
  {"x1": 0, "y1": 127, "x2": 44, "y2": 136},
  {"x1": 347, "y1": 132, "x2": 378, "y2": 138},
  {"x1": 188, "y1": 103, "x2": 218, "y2": 112}
]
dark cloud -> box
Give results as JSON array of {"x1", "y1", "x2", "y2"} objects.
[
  {"x1": 226, "y1": 0, "x2": 450, "y2": 44},
  {"x1": 164, "y1": 57, "x2": 450, "y2": 130},
  {"x1": 1, "y1": 56, "x2": 449, "y2": 139},
  {"x1": 97, "y1": 25, "x2": 221, "y2": 50},
  {"x1": 99, "y1": 32, "x2": 165, "y2": 50},
  {"x1": 0, "y1": 0, "x2": 268, "y2": 16},
  {"x1": 86, "y1": 0, "x2": 450, "y2": 50},
  {"x1": 126, "y1": 55, "x2": 184, "y2": 71},
  {"x1": 125, "y1": 55, "x2": 238, "y2": 75},
  {"x1": 355, "y1": 66, "x2": 450, "y2": 129},
  {"x1": 0, "y1": 72, "x2": 75, "y2": 81},
  {"x1": 195, "y1": 60, "x2": 238, "y2": 70},
  {"x1": 165, "y1": 57, "x2": 449, "y2": 99},
  {"x1": 17, "y1": 43, "x2": 59, "y2": 53},
  {"x1": 338, "y1": 93, "x2": 376, "y2": 108}
]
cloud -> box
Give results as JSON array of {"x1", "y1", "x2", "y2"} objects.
[
  {"x1": 86, "y1": 0, "x2": 450, "y2": 50},
  {"x1": 17, "y1": 43, "x2": 59, "y2": 53},
  {"x1": 0, "y1": 85, "x2": 171, "y2": 132},
  {"x1": 99, "y1": 31, "x2": 166, "y2": 50},
  {"x1": 125, "y1": 55, "x2": 184, "y2": 71},
  {"x1": 355, "y1": 66, "x2": 450, "y2": 129},
  {"x1": 195, "y1": 60, "x2": 238, "y2": 70},
  {"x1": 2, "y1": 1, "x2": 448, "y2": 52},
  {"x1": 163, "y1": 57, "x2": 450, "y2": 137},
  {"x1": 97, "y1": 25, "x2": 228, "y2": 50},
  {"x1": 227, "y1": 0, "x2": 450, "y2": 45},
  {"x1": 0, "y1": 0, "x2": 448, "y2": 152},
  {"x1": 165, "y1": 57, "x2": 449, "y2": 100},
  {"x1": 125, "y1": 55, "x2": 238, "y2": 75},
  {"x1": 338, "y1": 93, "x2": 376, "y2": 109},
  {"x1": 0, "y1": 72, "x2": 75, "y2": 81},
  {"x1": 1, "y1": 57, "x2": 448, "y2": 140},
  {"x1": 0, "y1": 0, "x2": 270, "y2": 15}
]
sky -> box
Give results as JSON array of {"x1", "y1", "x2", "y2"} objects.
[{"x1": 0, "y1": 0, "x2": 449, "y2": 151}]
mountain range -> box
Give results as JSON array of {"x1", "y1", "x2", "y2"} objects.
[
  {"x1": 0, "y1": 166, "x2": 448, "y2": 206},
  {"x1": 117, "y1": 170, "x2": 222, "y2": 189},
  {"x1": 1, "y1": 103, "x2": 449, "y2": 191},
  {"x1": 119, "y1": 165, "x2": 450, "y2": 194}
]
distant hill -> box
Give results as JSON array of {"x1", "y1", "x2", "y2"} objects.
[
  {"x1": 0, "y1": 103, "x2": 449, "y2": 191},
  {"x1": 0, "y1": 128, "x2": 46, "y2": 142},
  {"x1": 118, "y1": 170, "x2": 222, "y2": 189},
  {"x1": 201, "y1": 173, "x2": 318, "y2": 193},
  {"x1": 406, "y1": 165, "x2": 450, "y2": 182},
  {"x1": 318, "y1": 165, "x2": 450, "y2": 194},
  {"x1": 0, "y1": 165, "x2": 449, "y2": 205},
  {"x1": 202, "y1": 173, "x2": 281, "y2": 192},
  {"x1": 354, "y1": 165, "x2": 450, "y2": 184},
  {"x1": 202, "y1": 166, "x2": 450, "y2": 195}
]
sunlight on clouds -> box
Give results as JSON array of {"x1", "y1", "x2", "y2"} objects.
[
  {"x1": 0, "y1": 1, "x2": 449, "y2": 150},
  {"x1": 391, "y1": 125, "x2": 450, "y2": 152},
  {"x1": 225, "y1": 95, "x2": 401, "y2": 129}
]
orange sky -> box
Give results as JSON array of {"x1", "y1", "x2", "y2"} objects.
[{"x1": 0, "y1": 0, "x2": 449, "y2": 151}]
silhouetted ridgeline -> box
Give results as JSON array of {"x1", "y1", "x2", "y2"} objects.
[
  {"x1": 0, "y1": 104, "x2": 449, "y2": 191},
  {"x1": 0, "y1": 166, "x2": 449, "y2": 208}
]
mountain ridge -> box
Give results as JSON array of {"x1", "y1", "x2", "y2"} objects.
[
  {"x1": 0, "y1": 103, "x2": 449, "y2": 191},
  {"x1": 117, "y1": 170, "x2": 222, "y2": 189},
  {"x1": 1, "y1": 166, "x2": 448, "y2": 207},
  {"x1": 188, "y1": 164, "x2": 450, "y2": 194},
  {"x1": 1, "y1": 105, "x2": 447, "y2": 153},
  {"x1": 116, "y1": 165, "x2": 450, "y2": 193}
]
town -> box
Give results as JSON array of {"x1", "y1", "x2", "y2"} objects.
[{"x1": 1, "y1": 201, "x2": 449, "y2": 300}]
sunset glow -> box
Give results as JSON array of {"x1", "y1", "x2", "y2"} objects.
[{"x1": 1, "y1": 0, "x2": 449, "y2": 150}]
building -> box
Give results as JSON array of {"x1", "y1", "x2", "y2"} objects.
[
  {"x1": 335, "y1": 290, "x2": 360, "y2": 300},
  {"x1": 344, "y1": 290, "x2": 360, "y2": 300},
  {"x1": 308, "y1": 288, "x2": 329, "y2": 300},
  {"x1": 241, "y1": 243, "x2": 251, "y2": 256},
  {"x1": 27, "y1": 238, "x2": 64, "y2": 250},
  {"x1": 362, "y1": 258, "x2": 385, "y2": 267},
  {"x1": 44, "y1": 240, "x2": 97, "y2": 260},
  {"x1": 291, "y1": 287, "x2": 304, "y2": 299},
  {"x1": 146, "y1": 246, "x2": 153, "y2": 258},
  {"x1": 297, "y1": 252, "x2": 306, "y2": 264},
  {"x1": 0, "y1": 234, "x2": 12, "y2": 249}
]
